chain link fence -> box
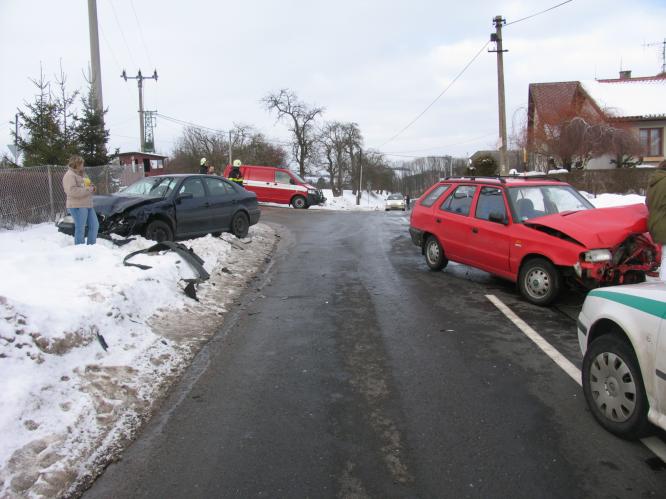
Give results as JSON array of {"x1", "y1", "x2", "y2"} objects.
[{"x1": 0, "y1": 164, "x2": 144, "y2": 229}]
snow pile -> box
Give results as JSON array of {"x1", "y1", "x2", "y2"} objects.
[
  {"x1": 582, "y1": 191, "x2": 646, "y2": 208},
  {"x1": 312, "y1": 189, "x2": 393, "y2": 211},
  {"x1": 0, "y1": 223, "x2": 276, "y2": 498}
]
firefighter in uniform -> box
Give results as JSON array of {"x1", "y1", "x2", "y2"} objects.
[{"x1": 228, "y1": 159, "x2": 244, "y2": 187}]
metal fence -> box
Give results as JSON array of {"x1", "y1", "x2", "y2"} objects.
[{"x1": 0, "y1": 164, "x2": 144, "y2": 229}]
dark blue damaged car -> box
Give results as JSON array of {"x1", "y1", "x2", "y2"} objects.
[{"x1": 57, "y1": 174, "x2": 260, "y2": 241}]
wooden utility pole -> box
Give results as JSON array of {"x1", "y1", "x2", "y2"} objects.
[
  {"x1": 490, "y1": 15, "x2": 508, "y2": 174},
  {"x1": 87, "y1": 0, "x2": 104, "y2": 118},
  {"x1": 121, "y1": 69, "x2": 158, "y2": 152}
]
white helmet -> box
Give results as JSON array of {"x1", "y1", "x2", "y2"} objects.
[
  {"x1": 200, "y1": 157, "x2": 207, "y2": 166},
  {"x1": 233, "y1": 159, "x2": 242, "y2": 167}
]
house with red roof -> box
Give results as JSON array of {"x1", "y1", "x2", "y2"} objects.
[{"x1": 527, "y1": 71, "x2": 666, "y2": 169}]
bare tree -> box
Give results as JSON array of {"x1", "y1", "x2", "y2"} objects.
[
  {"x1": 317, "y1": 121, "x2": 349, "y2": 197},
  {"x1": 263, "y1": 89, "x2": 324, "y2": 176}
]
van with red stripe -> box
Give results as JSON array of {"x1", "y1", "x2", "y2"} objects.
[{"x1": 223, "y1": 164, "x2": 326, "y2": 209}]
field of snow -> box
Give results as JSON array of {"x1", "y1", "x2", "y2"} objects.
[{"x1": 0, "y1": 224, "x2": 276, "y2": 498}]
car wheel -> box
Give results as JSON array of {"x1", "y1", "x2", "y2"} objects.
[
  {"x1": 424, "y1": 235, "x2": 448, "y2": 271},
  {"x1": 292, "y1": 196, "x2": 307, "y2": 209},
  {"x1": 518, "y1": 257, "x2": 560, "y2": 305},
  {"x1": 145, "y1": 220, "x2": 173, "y2": 242},
  {"x1": 582, "y1": 335, "x2": 650, "y2": 439},
  {"x1": 231, "y1": 212, "x2": 249, "y2": 238}
]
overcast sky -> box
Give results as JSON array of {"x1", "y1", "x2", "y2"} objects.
[{"x1": 1, "y1": 0, "x2": 664, "y2": 166}]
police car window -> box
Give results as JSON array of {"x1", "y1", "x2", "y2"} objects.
[
  {"x1": 475, "y1": 187, "x2": 506, "y2": 221},
  {"x1": 440, "y1": 185, "x2": 477, "y2": 216},
  {"x1": 275, "y1": 171, "x2": 292, "y2": 184},
  {"x1": 420, "y1": 184, "x2": 450, "y2": 207},
  {"x1": 203, "y1": 177, "x2": 228, "y2": 197},
  {"x1": 178, "y1": 178, "x2": 206, "y2": 198}
]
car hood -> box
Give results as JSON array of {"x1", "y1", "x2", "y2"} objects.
[
  {"x1": 93, "y1": 195, "x2": 162, "y2": 216},
  {"x1": 524, "y1": 203, "x2": 649, "y2": 248},
  {"x1": 304, "y1": 183, "x2": 317, "y2": 190}
]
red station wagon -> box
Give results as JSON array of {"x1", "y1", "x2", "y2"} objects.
[{"x1": 409, "y1": 176, "x2": 660, "y2": 305}]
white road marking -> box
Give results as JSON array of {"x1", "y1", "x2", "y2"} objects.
[
  {"x1": 485, "y1": 294, "x2": 666, "y2": 463},
  {"x1": 485, "y1": 294, "x2": 581, "y2": 384}
]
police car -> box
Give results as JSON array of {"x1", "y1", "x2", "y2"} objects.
[{"x1": 578, "y1": 282, "x2": 666, "y2": 439}]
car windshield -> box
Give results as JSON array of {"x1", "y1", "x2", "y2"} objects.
[
  {"x1": 116, "y1": 177, "x2": 178, "y2": 198},
  {"x1": 508, "y1": 185, "x2": 594, "y2": 222},
  {"x1": 290, "y1": 171, "x2": 307, "y2": 184},
  {"x1": 388, "y1": 194, "x2": 403, "y2": 200}
]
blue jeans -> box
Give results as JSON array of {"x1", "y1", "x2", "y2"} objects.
[{"x1": 69, "y1": 208, "x2": 99, "y2": 245}]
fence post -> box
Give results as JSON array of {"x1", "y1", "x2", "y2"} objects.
[{"x1": 47, "y1": 165, "x2": 55, "y2": 221}]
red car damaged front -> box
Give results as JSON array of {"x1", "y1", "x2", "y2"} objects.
[{"x1": 522, "y1": 203, "x2": 660, "y2": 287}]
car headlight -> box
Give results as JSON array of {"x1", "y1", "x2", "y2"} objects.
[
  {"x1": 308, "y1": 189, "x2": 316, "y2": 194},
  {"x1": 583, "y1": 249, "x2": 612, "y2": 263}
]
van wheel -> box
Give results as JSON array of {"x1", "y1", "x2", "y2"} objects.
[
  {"x1": 145, "y1": 220, "x2": 173, "y2": 242},
  {"x1": 292, "y1": 196, "x2": 307, "y2": 209}
]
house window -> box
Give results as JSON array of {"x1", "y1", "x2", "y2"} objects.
[{"x1": 639, "y1": 128, "x2": 663, "y2": 157}]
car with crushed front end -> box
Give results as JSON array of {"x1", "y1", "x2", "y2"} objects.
[
  {"x1": 409, "y1": 176, "x2": 660, "y2": 305},
  {"x1": 57, "y1": 174, "x2": 261, "y2": 241},
  {"x1": 578, "y1": 282, "x2": 666, "y2": 439}
]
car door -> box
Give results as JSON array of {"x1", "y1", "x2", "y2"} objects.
[
  {"x1": 435, "y1": 185, "x2": 477, "y2": 261},
  {"x1": 203, "y1": 176, "x2": 237, "y2": 231},
  {"x1": 274, "y1": 170, "x2": 296, "y2": 204},
  {"x1": 174, "y1": 177, "x2": 210, "y2": 236},
  {"x1": 465, "y1": 186, "x2": 512, "y2": 278},
  {"x1": 656, "y1": 319, "x2": 666, "y2": 422}
]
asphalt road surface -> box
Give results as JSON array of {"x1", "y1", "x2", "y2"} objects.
[{"x1": 85, "y1": 207, "x2": 666, "y2": 499}]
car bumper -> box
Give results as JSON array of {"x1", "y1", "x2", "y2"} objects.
[
  {"x1": 56, "y1": 216, "x2": 75, "y2": 235},
  {"x1": 307, "y1": 191, "x2": 326, "y2": 206},
  {"x1": 386, "y1": 203, "x2": 405, "y2": 210},
  {"x1": 249, "y1": 208, "x2": 261, "y2": 225},
  {"x1": 409, "y1": 227, "x2": 424, "y2": 247}
]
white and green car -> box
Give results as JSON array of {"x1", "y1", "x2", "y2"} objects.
[{"x1": 578, "y1": 282, "x2": 666, "y2": 439}]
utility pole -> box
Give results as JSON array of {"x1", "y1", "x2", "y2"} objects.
[
  {"x1": 87, "y1": 0, "x2": 104, "y2": 118},
  {"x1": 490, "y1": 15, "x2": 508, "y2": 175},
  {"x1": 356, "y1": 148, "x2": 363, "y2": 206},
  {"x1": 121, "y1": 69, "x2": 158, "y2": 152},
  {"x1": 228, "y1": 130, "x2": 233, "y2": 166}
]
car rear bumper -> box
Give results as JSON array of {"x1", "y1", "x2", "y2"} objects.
[
  {"x1": 249, "y1": 208, "x2": 261, "y2": 225},
  {"x1": 409, "y1": 227, "x2": 424, "y2": 247}
]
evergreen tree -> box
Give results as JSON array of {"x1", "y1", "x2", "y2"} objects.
[
  {"x1": 75, "y1": 80, "x2": 109, "y2": 166},
  {"x1": 12, "y1": 68, "x2": 68, "y2": 166}
]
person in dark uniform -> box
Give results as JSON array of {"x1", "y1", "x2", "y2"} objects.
[
  {"x1": 405, "y1": 194, "x2": 411, "y2": 209},
  {"x1": 199, "y1": 157, "x2": 208, "y2": 174},
  {"x1": 228, "y1": 159, "x2": 244, "y2": 186}
]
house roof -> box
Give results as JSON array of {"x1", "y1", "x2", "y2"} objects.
[
  {"x1": 580, "y1": 77, "x2": 666, "y2": 119},
  {"x1": 529, "y1": 81, "x2": 579, "y2": 112}
]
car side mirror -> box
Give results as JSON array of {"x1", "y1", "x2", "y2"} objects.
[
  {"x1": 289, "y1": 179, "x2": 296, "y2": 185},
  {"x1": 177, "y1": 192, "x2": 194, "y2": 203},
  {"x1": 488, "y1": 211, "x2": 508, "y2": 225}
]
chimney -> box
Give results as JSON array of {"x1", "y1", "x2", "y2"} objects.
[{"x1": 619, "y1": 70, "x2": 632, "y2": 80}]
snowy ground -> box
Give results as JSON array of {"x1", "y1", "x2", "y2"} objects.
[
  {"x1": 260, "y1": 189, "x2": 394, "y2": 211},
  {"x1": 0, "y1": 189, "x2": 648, "y2": 498},
  {"x1": 0, "y1": 223, "x2": 277, "y2": 498}
]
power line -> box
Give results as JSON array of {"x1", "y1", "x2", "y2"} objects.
[
  {"x1": 107, "y1": 0, "x2": 137, "y2": 68},
  {"x1": 505, "y1": 0, "x2": 574, "y2": 26},
  {"x1": 378, "y1": 40, "x2": 491, "y2": 149},
  {"x1": 129, "y1": 0, "x2": 154, "y2": 67},
  {"x1": 384, "y1": 132, "x2": 496, "y2": 154}
]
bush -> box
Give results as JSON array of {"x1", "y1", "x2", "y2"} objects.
[{"x1": 467, "y1": 154, "x2": 498, "y2": 176}]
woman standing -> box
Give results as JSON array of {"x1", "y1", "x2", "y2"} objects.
[{"x1": 62, "y1": 155, "x2": 99, "y2": 245}]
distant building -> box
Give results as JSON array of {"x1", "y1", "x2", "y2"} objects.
[
  {"x1": 115, "y1": 152, "x2": 168, "y2": 177},
  {"x1": 527, "y1": 71, "x2": 666, "y2": 169}
]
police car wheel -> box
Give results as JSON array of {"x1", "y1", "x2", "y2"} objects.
[{"x1": 582, "y1": 335, "x2": 650, "y2": 439}]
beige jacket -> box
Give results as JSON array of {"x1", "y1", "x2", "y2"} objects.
[{"x1": 63, "y1": 168, "x2": 93, "y2": 209}]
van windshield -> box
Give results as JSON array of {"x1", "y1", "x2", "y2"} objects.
[{"x1": 290, "y1": 171, "x2": 307, "y2": 184}]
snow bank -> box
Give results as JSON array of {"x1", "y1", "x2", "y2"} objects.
[
  {"x1": 0, "y1": 223, "x2": 276, "y2": 498},
  {"x1": 581, "y1": 191, "x2": 646, "y2": 208}
]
